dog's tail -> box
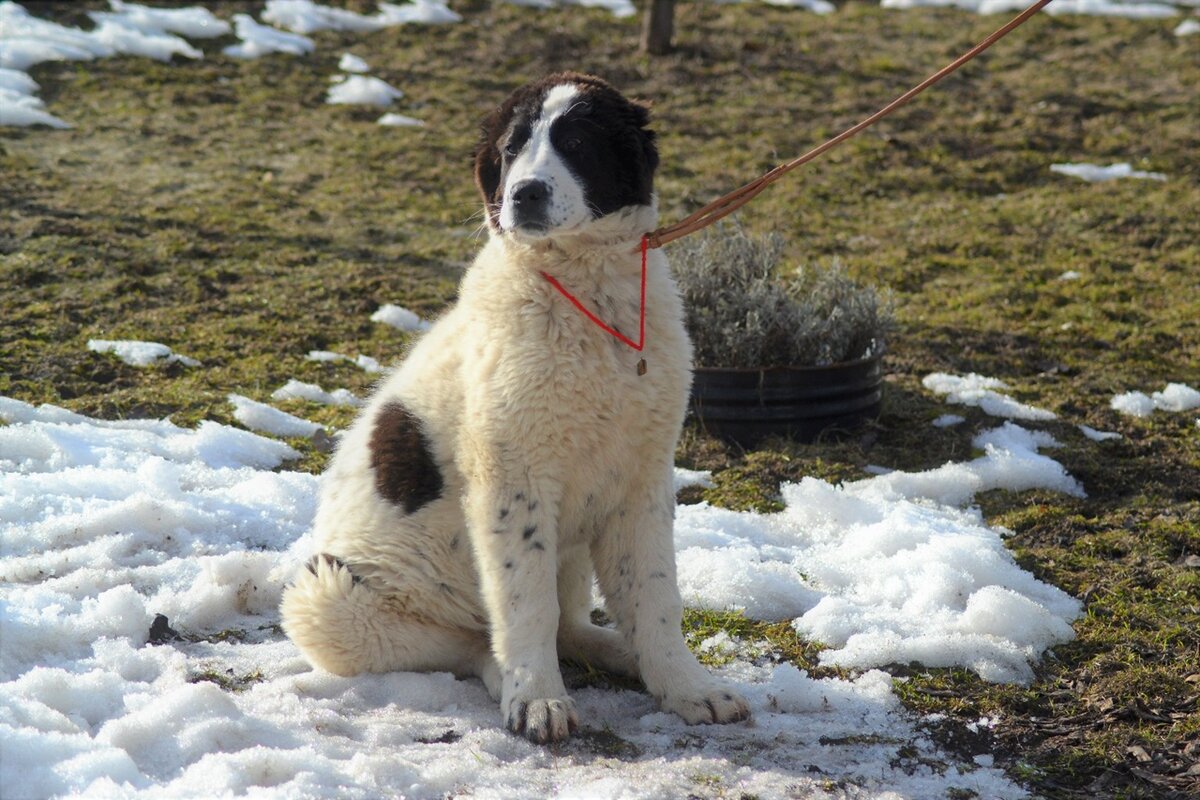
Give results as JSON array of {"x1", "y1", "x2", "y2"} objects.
[
  {"x1": 280, "y1": 553, "x2": 495, "y2": 687},
  {"x1": 280, "y1": 554, "x2": 399, "y2": 676}
]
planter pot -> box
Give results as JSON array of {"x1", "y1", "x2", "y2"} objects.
[{"x1": 690, "y1": 353, "x2": 883, "y2": 446}]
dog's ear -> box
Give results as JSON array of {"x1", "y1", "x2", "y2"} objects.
[{"x1": 474, "y1": 113, "x2": 503, "y2": 226}]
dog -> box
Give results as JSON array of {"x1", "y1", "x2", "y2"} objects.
[{"x1": 281, "y1": 72, "x2": 750, "y2": 743}]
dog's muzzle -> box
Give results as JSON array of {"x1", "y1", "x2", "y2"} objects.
[{"x1": 509, "y1": 179, "x2": 551, "y2": 231}]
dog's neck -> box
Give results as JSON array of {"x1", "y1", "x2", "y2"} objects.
[{"x1": 497, "y1": 202, "x2": 658, "y2": 265}]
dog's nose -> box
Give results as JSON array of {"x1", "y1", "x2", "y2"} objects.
[{"x1": 511, "y1": 179, "x2": 550, "y2": 215}]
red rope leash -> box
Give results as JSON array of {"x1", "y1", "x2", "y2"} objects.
[{"x1": 539, "y1": 234, "x2": 648, "y2": 353}]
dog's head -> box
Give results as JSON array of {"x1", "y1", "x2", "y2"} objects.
[{"x1": 474, "y1": 72, "x2": 658, "y2": 240}]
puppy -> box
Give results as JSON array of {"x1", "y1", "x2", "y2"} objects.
[{"x1": 281, "y1": 72, "x2": 750, "y2": 743}]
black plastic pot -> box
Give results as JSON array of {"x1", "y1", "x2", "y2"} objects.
[{"x1": 690, "y1": 353, "x2": 883, "y2": 446}]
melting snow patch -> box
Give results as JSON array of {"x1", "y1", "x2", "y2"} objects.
[
  {"x1": 1050, "y1": 162, "x2": 1168, "y2": 182},
  {"x1": 227, "y1": 394, "x2": 321, "y2": 437},
  {"x1": 223, "y1": 14, "x2": 315, "y2": 59},
  {"x1": 763, "y1": 0, "x2": 837, "y2": 12},
  {"x1": 933, "y1": 413, "x2": 966, "y2": 428},
  {"x1": 326, "y1": 74, "x2": 404, "y2": 106},
  {"x1": 1177, "y1": 18, "x2": 1200, "y2": 34},
  {"x1": 271, "y1": 379, "x2": 361, "y2": 407},
  {"x1": 263, "y1": 0, "x2": 460, "y2": 32},
  {"x1": 263, "y1": 0, "x2": 390, "y2": 32},
  {"x1": 305, "y1": 350, "x2": 385, "y2": 373},
  {"x1": 338, "y1": 52, "x2": 369, "y2": 72},
  {"x1": 87, "y1": 339, "x2": 200, "y2": 368},
  {"x1": 1058, "y1": 270, "x2": 1082, "y2": 281},
  {"x1": 104, "y1": 1, "x2": 230, "y2": 38},
  {"x1": 371, "y1": 303, "x2": 431, "y2": 332},
  {"x1": 673, "y1": 467, "x2": 714, "y2": 492},
  {"x1": 0, "y1": 398, "x2": 1077, "y2": 798},
  {"x1": 1079, "y1": 424, "x2": 1122, "y2": 442},
  {"x1": 1111, "y1": 383, "x2": 1200, "y2": 417},
  {"x1": 377, "y1": 112, "x2": 424, "y2": 127},
  {"x1": 923, "y1": 372, "x2": 1056, "y2": 420}
]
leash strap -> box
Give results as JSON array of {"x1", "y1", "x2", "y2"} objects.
[
  {"x1": 539, "y1": 234, "x2": 648, "y2": 352},
  {"x1": 645, "y1": 0, "x2": 1055, "y2": 249}
]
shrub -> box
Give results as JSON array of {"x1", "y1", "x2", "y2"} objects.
[{"x1": 671, "y1": 223, "x2": 894, "y2": 368}]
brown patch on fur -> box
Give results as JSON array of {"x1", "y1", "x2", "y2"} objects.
[{"x1": 369, "y1": 402, "x2": 443, "y2": 514}]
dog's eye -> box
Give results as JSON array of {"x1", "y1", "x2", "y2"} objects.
[
  {"x1": 562, "y1": 137, "x2": 582, "y2": 153},
  {"x1": 502, "y1": 143, "x2": 519, "y2": 158}
]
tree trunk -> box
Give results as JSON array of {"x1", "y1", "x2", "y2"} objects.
[{"x1": 640, "y1": 0, "x2": 675, "y2": 56}]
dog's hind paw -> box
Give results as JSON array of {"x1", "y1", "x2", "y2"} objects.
[
  {"x1": 663, "y1": 684, "x2": 751, "y2": 725},
  {"x1": 504, "y1": 696, "x2": 578, "y2": 744}
]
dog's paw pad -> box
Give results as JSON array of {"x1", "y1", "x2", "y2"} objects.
[
  {"x1": 505, "y1": 697, "x2": 578, "y2": 744},
  {"x1": 664, "y1": 686, "x2": 751, "y2": 725}
]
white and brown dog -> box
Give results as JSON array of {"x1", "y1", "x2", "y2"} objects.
[{"x1": 281, "y1": 72, "x2": 750, "y2": 743}]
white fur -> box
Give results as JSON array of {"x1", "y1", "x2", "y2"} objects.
[
  {"x1": 497, "y1": 85, "x2": 589, "y2": 235},
  {"x1": 281, "y1": 201, "x2": 750, "y2": 742}
]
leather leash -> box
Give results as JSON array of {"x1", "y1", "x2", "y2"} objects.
[{"x1": 644, "y1": 0, "x2": 1055, "y2": 249}]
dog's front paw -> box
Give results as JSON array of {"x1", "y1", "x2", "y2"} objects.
[
  {"x1": 504, "y1": 695, "x2": 579, "y2": 744},
  {"x1": 663, "y1": 684, "x2": 751, "y2": 725}
]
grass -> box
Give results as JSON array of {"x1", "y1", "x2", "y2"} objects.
[{"x1": 2, "y1": 1, "x2": 1197, "y2": 797}]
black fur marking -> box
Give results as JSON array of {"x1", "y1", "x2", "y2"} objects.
[
  {"x1": 522, "y1": 524, "x2": 537, "y2": 540},
  {"x1": 530, "y1": 541, "x2": 545, "y2": 551},
  {"x1": 514, "y1": 492, "x2": 525, "y2": 502},
  {"x1": 649, "y1": 570, "x2": 668, "y2": 579},
  {"x1": 450, "y1": 536, "x2": 460, "y2": 550},
  {"x1": 504, "y1": 560, "x2": 514, "y2": 569},
  {"x1": 368, "y1": 402, "x2": 443, "y2": 514},
  {"x1": 499, "y1": 508, "x2": 509, "y2": 519},
  {"x1": 528, "y1": 499, "x2": 538, "y2": 512},
  {"x1": 474, "y1": 72, "x2": 658, "y2": 230}
]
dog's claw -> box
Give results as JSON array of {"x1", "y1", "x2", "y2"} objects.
[
  {"x1": 504, "y1": 697, "x2": 578, "y2": 744},
  {"x1": 664, "y1": 685, "x2": 751, "y2": 725}
]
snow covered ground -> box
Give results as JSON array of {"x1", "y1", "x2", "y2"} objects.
[{"x1": 1, "y1": 374, "x2": 1097, "y2": 798}]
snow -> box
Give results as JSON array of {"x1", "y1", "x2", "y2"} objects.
[
  {"x1": 1176, "y1": 17, "x2": 1200, "y2": 33},
  {"x1": 305, "y1": 350, "x2": 385, "y2": 373},
  {"x1": 104, "y1": 1, "x2": 230, "y2": 38},
  {"x1": 263, "y1": 0, "x2": 460, "y2": 33},
  {"x1": 326, "y1": 74, "x2": 404, "y2": 106},
  {"x1": 377, "y1": 112, "x2": 425, "y2": 127},
  {"x1": 1079, "y1": 424, "x2": 1121, "y2": 441},
  {"x1": 763, "y1": 0, "x2": 837, "y2": 13},
  {"x1": 338, "y1": 52, "x2": 369, "y2": 73},
  {"x1": 672, "y1": 421, "x2": 1083, "y2": 682},
  {"x1": 0, "y1": 396, "x2": 1076, "y2": 799},
  {"x1": 1050, "y1": 162, "x2": 1168, "y2": 182},
  {"x1": 923, "y1": 372, "x2": 1056, "y2": 421},
  {"x1": 1058, "y1": 270, "x2": 1082, "y2": 281},
  {"x1": 87, "y1": 339, "x2": 201, "y2": 368},
  {"x1": 227, "y1": 393, "x2": 322, "y2": 437},
  {"x1": 932, "y1": 413, "x2": 966, "y2": 428},
  {"x1": 672, "y1": 467, "x2": 714, "y2": 492},
  {"x1": 271, "y1": 379, "x2": 362, "y2": 407},
  {"x1": 1111, "y1": 383, "x2": 1200, "y2": 417},
  {"x1": 1151, "y1": 383, "x2": 1200, "y2": 412},
  {"x1": 223, "y1": 14, "x2": 315, "y2": 59},
  {"x1": 371, "y1": 303, "x2": 432, "y2": 332}
]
